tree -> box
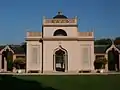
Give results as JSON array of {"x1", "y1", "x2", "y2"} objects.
[
  {"x1": 114, "y1": 37, "x2": 120, "y2": 45},
  {"x1": 94, "y1": 57, "x2": 107, "y2": 69},
  {"x1": 13, "y1": 58, "x2": 26, "y2": 69},
  {"x1": 21, "y1": 42, "x2": 26, "y2": 54},
  {"x1": 94, "y1": 38, "x2": 112, "y2": 45}
]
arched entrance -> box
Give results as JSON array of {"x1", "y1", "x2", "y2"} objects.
[
  {"x1": 53, "y1": 46, "x2": 68, "y2": 72},
  {"x1": 108, "y1": 48, "x2": 119, "y2": 71},
  {"x1": 7, "y1": 50, "x2": 13, "y2": 71},
  {"x1": 1, "y1": 49, "x2": 13, "y2": 71}
]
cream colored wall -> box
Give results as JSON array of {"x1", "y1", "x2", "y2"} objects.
[
  {"x1": 43, "y1": 27, "x2": 78, "y2": 37},
  {"x1": 26, "y1": 15, "x2": 95, "y2": 73},
  {"x1": 13, "y1": 55, "x2": 16, "y2": 61},
  {"x1": 43, "y1": 41, "x2": 80, "y2": 72},
  {"x1": 79, "y1": 41, "x2": 94, "y2": 71},
  {"x1": 26, "y1": 41, "x2": 42, "y2": 72},
  {"x1": 43, "y1": 40, "x2": 94, "y2": 72}
]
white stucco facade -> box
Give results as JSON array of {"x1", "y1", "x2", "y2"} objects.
[{"x1": 26, "y1": 12, "x2": 95, "y2": 73}]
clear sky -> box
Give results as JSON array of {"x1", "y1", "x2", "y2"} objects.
[{"x1": 0, "y1": 0, "x2": 120, "y2": 44}]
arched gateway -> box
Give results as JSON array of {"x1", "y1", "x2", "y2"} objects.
[
  {"x1": 106, "y1": 43, "x2": 120, "y2": 72},
  {"x1": 53, "y1": 46, "x2": 68, "y2": 72},
  {"x1": 108, "y1": 48, "x2": 119, "y2": 71}
]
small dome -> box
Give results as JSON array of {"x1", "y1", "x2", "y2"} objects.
[{"x1": 53, "y1": 12, "x2": 68, "y2": 19}]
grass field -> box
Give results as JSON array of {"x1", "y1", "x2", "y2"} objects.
[{"x1": 0, "y1": 74, "x2": 120, "y2": 90}]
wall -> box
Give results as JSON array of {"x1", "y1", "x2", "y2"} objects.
[
  {"x1": 43, "y1": 27, "x2": 78, "y2": 37},
  {"x1": 26, "y1": 41, "x2": 42, "y2": 72},
  {"x1": 43, "y1": 40, "x2": 80, "y2": 72},
  {"x1": 79, "y1": 41, "x2": 94, "y2": 71},
  {"x1": 43, "y1": 40, "x2": 94, "y2": 72}
]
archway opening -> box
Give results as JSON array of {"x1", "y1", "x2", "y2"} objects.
[
  {"x1": 7, "y1": 50, "x2": 13, "y2": 71},
  {"x1": 53, "y1": 29, "x2": 67, "y2": 36},
  {"x1": 1, "y1": 49, "x2": 13, "y2": 71},
  {"x1": 108, "y1": 48, "x2": 119, "y2": 71},
  {"x1": 54, "y1": 49, "x2": 68, "y2": 72}
]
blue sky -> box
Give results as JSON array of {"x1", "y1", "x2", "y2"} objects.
[{"x1": 0, "y1": 0, "x2": 120, "y2": 44}]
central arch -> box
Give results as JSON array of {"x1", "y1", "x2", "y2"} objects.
[{"x1": 53, "y1": 46, "x2": 68, "y2": 72}]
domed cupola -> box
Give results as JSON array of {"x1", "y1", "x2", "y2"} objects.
[{"x1": 53, "y1": 12, "x2": 68, "y2": 19}]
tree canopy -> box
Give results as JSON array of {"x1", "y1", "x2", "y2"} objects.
[
  {"x1": 21, "y1": 42, "x2": 26, "y2": 54},
  {"x1": 114, "y1": 37, "x2": 120, "y2": 45},
  {"x1": 94, "y1": 38, "x2": 112, "y2": 45},
  {"x1": 95, "y1": 37, "x2": 120, "y2": 45}
]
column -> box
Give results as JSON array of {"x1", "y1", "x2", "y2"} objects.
[
  {"x1": 0, "y1": 55, "x2": 1, "y2": 71},
  {"x1": 26, "y1": 43, "x2": 31, "y2": 72},
  {"x1": 4, "y1": 57, "x2": 7, "y2": 72},
  {"x1": 119, "y1": 54, "x2": 120, "y2": 70},
  {"x1": 105, "y1": 54, "x2": 108, "y2": 72},
  {"x1": 82, "y1": 47, "x2": 90, "y2": 70},
  {"x1": 53, "y1": 54, "x2": 55, "y2": 71}
]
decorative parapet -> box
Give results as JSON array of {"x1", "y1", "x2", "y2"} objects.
[
  {"x1": 26, "y1": 32, "x2": 94, "y2": 41},
  {"x1": 43, "y1": 18, "x2": 77, "y2": 25},
  {"x1": 26, "y1": 32, "x2": 42, "y2": 37},
  {"x1": 78, "y1": 32, "x2": 94, "y2": 37}
]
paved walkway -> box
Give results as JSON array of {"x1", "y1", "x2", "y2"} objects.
[{"x1": 0, "y1": 72, "x2": 120, "y2": 75}]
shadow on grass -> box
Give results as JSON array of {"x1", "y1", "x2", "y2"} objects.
[{"x1": 0, "y1": 75, "x2": 57, "y2": 90}]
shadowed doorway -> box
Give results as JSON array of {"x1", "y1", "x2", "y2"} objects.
[
  {"x1": 108, "y1": 48, "x2": 119, "y2": 71},
  {"x1": 54, "y1": 48, "x2": 68, "y2": 72},
  {"x1": 1, "y1": 49, "x2": 13, "y2": 71}
]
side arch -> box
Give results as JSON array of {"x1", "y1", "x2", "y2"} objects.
[
  {"x1": 106, "y1": 44, "x2": 120, "y2": 54},
  {"x1": 1, "y1": 48, "x2": 14, "y2": 71},
  {"x1": 106, "y1": 44, "x2": 120, "y2": 71}
]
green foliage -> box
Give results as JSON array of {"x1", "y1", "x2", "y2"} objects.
[
  {"x1": 7, "y1": 60, "x2": 13, "y2": 71},
  {"x1": 114, "y1": 37, "x2": 120, "y2": 45},
  {"x1": 4, "y1": 49, "x2": 14, "y2": 71},
  {"x1": 95, "y1": 37, "x2": 120, "y2": 45},
  {"x1": 13, "y1": 58, "x2": 26, "y2": 69},
  {"x1": 94, "y1": 57, "x2": 107, "y2": 69},
  {"x1": 95, "y1": 38, "x2": 112, "y2": 45},
  {"x1": 115, "y1": 37, "x2": 120, "y2": 40},
  {"x1": 21, "y1": 42, "x2": 26, "y2": 54}
]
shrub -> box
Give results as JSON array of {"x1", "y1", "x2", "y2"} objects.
[
  {"x1": 94, "y1": 57, "x2": 107, "y2": 69},
  {"x1": 13, "y1": 58, "x2": 26, "y2": 69}
]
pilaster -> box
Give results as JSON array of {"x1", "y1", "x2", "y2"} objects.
[{"x1": 0, "y1": 55, "x2": 1, "y2": 71}]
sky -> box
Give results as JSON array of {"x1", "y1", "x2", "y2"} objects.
[{"x1": 0, "y1": 0, "x2": 120, "y2": 44}]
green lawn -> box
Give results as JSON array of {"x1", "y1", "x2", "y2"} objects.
[{"x1": 0, "y1": 74, "x2": 120, "y2": 90}]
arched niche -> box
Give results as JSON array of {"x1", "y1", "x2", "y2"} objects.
[{"x1": 53, "y1": 29, "x2": 67, "y2": 36}]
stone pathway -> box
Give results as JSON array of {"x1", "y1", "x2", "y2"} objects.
[{"x1": 0, "y1": 72, "x2": 120, "y2": 75}]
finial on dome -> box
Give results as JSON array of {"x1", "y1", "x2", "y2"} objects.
[
  {"x1": 53, "y1": 11, "x2": 67, "y2": 19},
  {"x1": 58, "y1": 11, "x2": 62, "y2": 15}
]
